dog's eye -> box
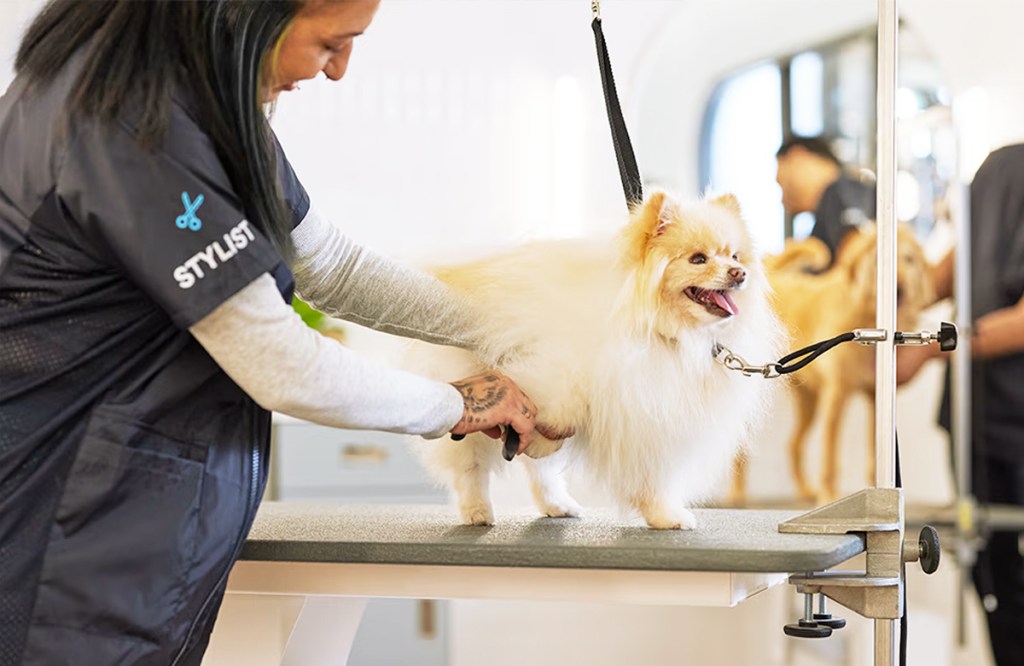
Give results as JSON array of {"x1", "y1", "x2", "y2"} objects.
[
  {"x1": 689, "y1": 253, "x2": 707, "y2": 265},
  {"x1": 732, "y1": 253, "x2": 739, "y2": 261}
]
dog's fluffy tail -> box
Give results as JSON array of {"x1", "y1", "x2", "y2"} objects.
[{"x1": 765, "y1": 237, "x2": 832, "y2": 273}]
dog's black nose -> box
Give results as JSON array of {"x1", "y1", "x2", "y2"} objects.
[{"x1": 728, "y1": 267, "x2": 747, "y2": 284}]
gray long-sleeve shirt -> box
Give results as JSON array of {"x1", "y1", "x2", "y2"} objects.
[{"x1": 190, "y1": 206, "x2": 472, "y2": 438}]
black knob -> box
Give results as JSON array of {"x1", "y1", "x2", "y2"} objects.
[
  {"x1": 939, "y1": 322, "x2": 958, "y2": 352},
  {"x1": 784, "y1": 619, "x2": 832, "y2": 638},
  {"x1": 919, "y1": 525, "x2": 941, "y2": 574},
  {"x1": 813, "y1": 613, "x2": 847, "y2": 629}
]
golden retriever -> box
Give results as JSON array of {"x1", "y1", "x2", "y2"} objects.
[{"x1": 730, "y1": 224, "x2": 933, "y2": 504}]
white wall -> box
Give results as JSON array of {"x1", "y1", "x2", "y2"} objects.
[
  {"x1": 0, "y1": 0, "x2": 40, "y2": 89},
  {"x1": 271, "y1": 0, "x2": 679, "y2": 261}
]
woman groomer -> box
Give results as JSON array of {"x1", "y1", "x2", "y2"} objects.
[{"x1": 0, "y1": 1, "x2": 561, "y2": 663}]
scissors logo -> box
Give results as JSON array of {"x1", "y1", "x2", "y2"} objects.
[{"x1": 175, "y1": 192, "x2": 205, "y2": 231}]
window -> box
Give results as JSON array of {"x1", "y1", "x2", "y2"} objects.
[{"x1": 700, "y1": 26, "x2": 952, "y2": 250}]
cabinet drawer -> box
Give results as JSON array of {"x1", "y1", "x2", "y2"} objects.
[{"x1": 272, "y1": 421, "x2": 442, "y2": 500}]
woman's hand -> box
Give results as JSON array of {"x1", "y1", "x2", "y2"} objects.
[{"x1": 449, "y1": 371, "x2": 571, "y2": 453}]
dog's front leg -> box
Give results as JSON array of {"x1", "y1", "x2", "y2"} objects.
[
  {"x1": 788, "y1": 385, "x2": 819, "y2": 503},
  {"x1": 522, "y1": 434, "x2": 565, "y2": 459},
  {"x1": 522, "y1": 447, "x2": 581, "y2": 518},
  {"x1": 817, "y1": 382, "x2": 847, "y2": 504},
  {"x1": 449, "y1": 438, "x2": 498, "y2": 526},
  {"x1": 728, "y1": 453, "x2": 749, "y2": 506}
]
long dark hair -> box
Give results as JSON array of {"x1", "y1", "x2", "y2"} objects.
[{"x1": 15, "y1": 0, "x2": 299, "y2": 257}]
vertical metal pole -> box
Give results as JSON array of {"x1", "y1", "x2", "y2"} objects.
[
  {"x1": 952, "y1": 182, "x2": 972, "y2": 507},
  {"x1": 951, "y1": 179, "x2": 975, "y2": 645},
  {"x1": 875, "y1": 0, "x2": 899, "y2": 664},
  {"x1": 876, "y1": 0, "x2": 898, "y2": 491}
]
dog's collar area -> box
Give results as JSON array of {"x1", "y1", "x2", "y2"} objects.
[{"x1": 712, "y1": 342, "x2": 781, "y2": 379}]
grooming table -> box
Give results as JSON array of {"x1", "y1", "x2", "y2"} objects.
[{"x1": 203, "y1": 502, "x2": 864, "y2": 666}]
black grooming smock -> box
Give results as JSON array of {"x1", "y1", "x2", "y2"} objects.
[
  {"x1": 0, "y1": 56, "x2": 309, "y2": 664},
  {"x1": 939, "y1": 144, "x2": 1024, "y2": 463}
]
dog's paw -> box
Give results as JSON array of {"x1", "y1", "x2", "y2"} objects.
[
  {"x1": 726, "y1": 487, "x2": 747, "y2": 508},
  {"x1": 537, "y1": 495, "x2": 582, "y2": 519},
  {"x1": 459, "y1": 502, "x2": 495, "y2": 526},
  {"x1": 643, "y1": 507, "x2": 698, "y2": 530},
  {"x1": 523, "y1": 436, "x2": 564, "y2": 459},
  {"x1": 795, "y1": 483, "x2": 817, "y2": 504}
]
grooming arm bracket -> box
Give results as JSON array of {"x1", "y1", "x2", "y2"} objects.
[{"x1": 780, "y1": 488, "x2": 906, "y2": 620}]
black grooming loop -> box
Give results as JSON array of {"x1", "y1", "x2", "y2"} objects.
[
  {"x1": 713, "y1": 323, "x2": 958, "y2": 379},
  {"x1": 713, "y1": 332, "x2": 856, "y2": 379},
  {"x1": 591, "y1": 1, "x2": 643, "y2": 207}
]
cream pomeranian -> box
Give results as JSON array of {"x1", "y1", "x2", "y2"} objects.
[{"x1": 409, "y1": 191, "x2": 784, "y2": 529}]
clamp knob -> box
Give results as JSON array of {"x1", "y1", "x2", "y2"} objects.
[
  {"x1": 939, "y1": 322, "x2": 958, "y2": 352},
  {"x1": 784, "y1": 619, "x2": 832, "y2": 639},
  {"x1": 812, "y1": 594, "x2": 846, "y2": 629},
  {"x1": 905, "y1": 524, "x2": 941, "y2": 573},
  {"x1": 784, "y1": 593, "x2": 837, "y2": 638},
  {"x1": 918, "y1": 525, "x2": 941, "y2": 574}
]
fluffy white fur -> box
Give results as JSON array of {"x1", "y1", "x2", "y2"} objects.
[{"x1": 408, "y1": 191, "x2": 785, "y2": 529}]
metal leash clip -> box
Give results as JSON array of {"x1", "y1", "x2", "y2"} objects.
[{"x1": 713, "y1": 343, "x2": 782, "y2": 379}]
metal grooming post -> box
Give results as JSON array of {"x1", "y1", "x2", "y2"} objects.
[
  {"x1": 946, "y1": 53, "x2": 985, "y2": 644},
  {"x1": 874, "y1": 0, "x2": 899, "y2": 663},
  {"x1": 951, "y1": 179, "x2": 975, "y2": 645},
  {"x1": 779, "y1": 2, "x2": 911, "y2": 662}
]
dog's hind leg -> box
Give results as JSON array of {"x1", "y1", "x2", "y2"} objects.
[
  {"x1": 728, "y1": 453, "x2": 748, "y2": 506},
  {"x1": 817, "y1": 383, "x2": 846, "y2": 504},
  {"x1": 522, "y1": 446, "x2": 581, "y2": 518},
  {"x1": 788, "y1": 386, "x2": 818, "y2": 502},
  {"x1": 632, "y1": 484, "x2": 697, "y2": 530}
]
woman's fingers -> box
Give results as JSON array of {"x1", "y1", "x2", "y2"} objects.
[{"x1": 536, "y1": 422, "x2": 575, "y2": 442}]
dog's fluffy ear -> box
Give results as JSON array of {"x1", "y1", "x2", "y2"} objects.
[
  {"x1": 710, "y1": 193, "x2": 742, "y2": 217},
  {"x1": 623, "y1": 191, "x2": 675, "y2": 264}
]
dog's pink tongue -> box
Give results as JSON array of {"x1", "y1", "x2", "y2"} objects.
[{"x1": 711, "y1": 291, "x2": 739, "y2": 316}]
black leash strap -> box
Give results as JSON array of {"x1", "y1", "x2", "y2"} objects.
[
  {"x1": 773, "y1": 332, "x2": 857, "y2": 375},
  {"x1": 591, "y1": 3, "x2": 643, "y2": 207}
]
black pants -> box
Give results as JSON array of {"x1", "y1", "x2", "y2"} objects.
[{"x1": 972, "y1": 455, "x2": 1024, "y2": 666}]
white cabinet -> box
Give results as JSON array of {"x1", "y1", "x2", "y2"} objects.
[
  {"x1": 270, "y1": 417, "x2": 447, "y2": 504},
  {"x1": 268, "y1": 417, "x2": 449, "y2": 665}
]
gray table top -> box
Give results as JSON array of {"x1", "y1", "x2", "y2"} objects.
[{"x1": 241, "y1": 503, "x2": 865, "y2": 573}]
